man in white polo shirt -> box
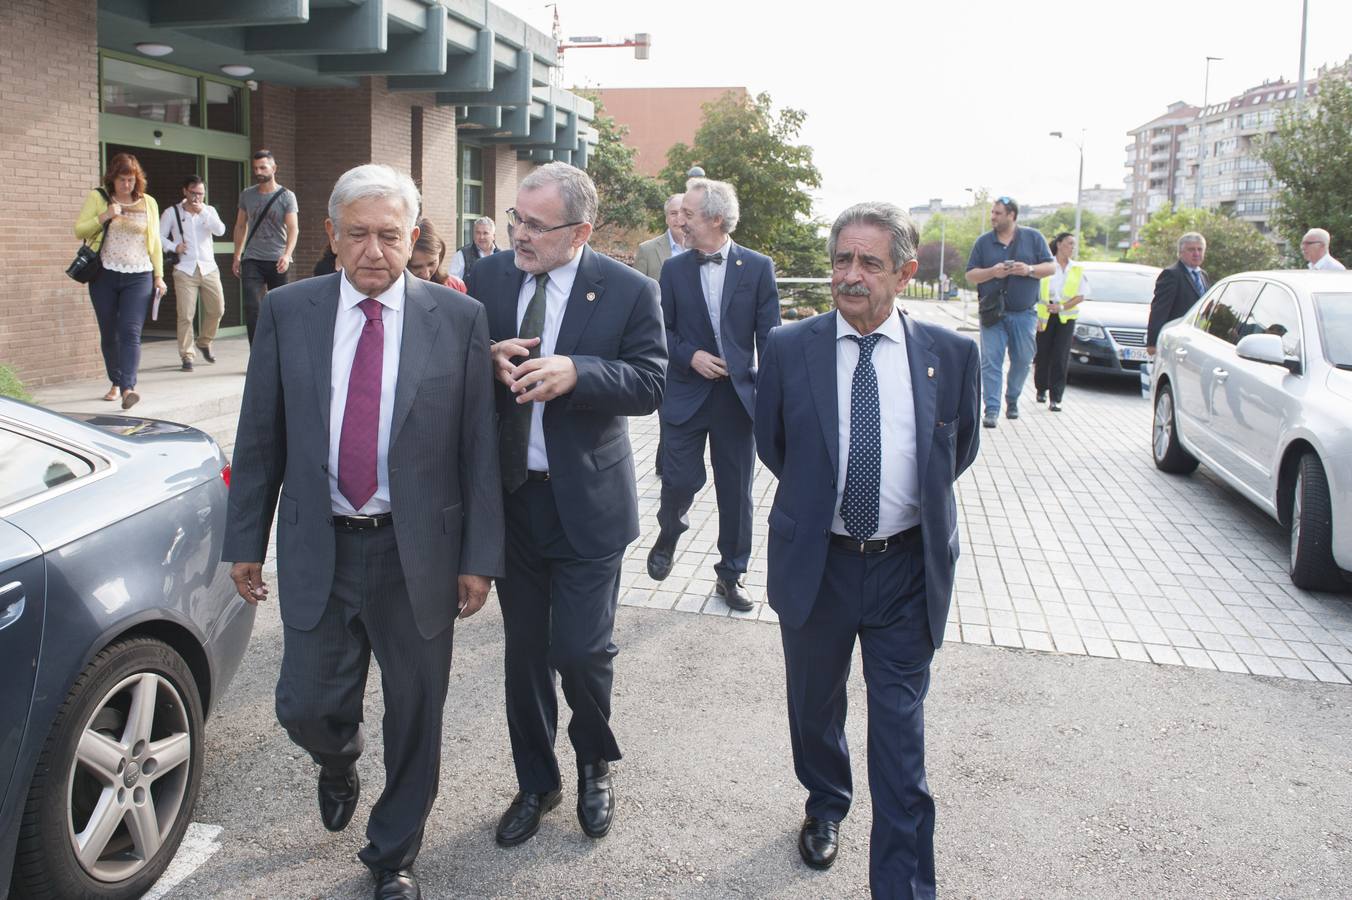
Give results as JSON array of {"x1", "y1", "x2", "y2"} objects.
[
  {"x1": 1301, "y1": 228, "x2": 1346, "y2": 270},
  {"x1": 160, "y1": 174, "x2": 227, "y2": 371}
]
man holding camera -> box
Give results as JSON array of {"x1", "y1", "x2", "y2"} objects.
[
  {"x1": 160, "y1": 174, "x2": 227, "y2": 372},
  {"x1": 965, "y1": 197, "x2": 1053, "y2": 429}
]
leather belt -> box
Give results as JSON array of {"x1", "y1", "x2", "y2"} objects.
[
  {"x1": 526, "y1": 470, "x2": 551, "y2": 482},
  {"x1": 829, "y1": 525, "x2": 920, "y2": 555},
  {"x1": 332, "y1": 513, "x2": 393, "y2": 531}
]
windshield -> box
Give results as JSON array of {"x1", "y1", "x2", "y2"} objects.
[
  {"x1": 1083, "y1": 269, "x2": 1158, "y2": 303},
  {"x1": 1313, "y1": 293, "x2": 1352, "y2": 367}
]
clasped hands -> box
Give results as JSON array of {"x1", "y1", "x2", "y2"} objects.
[
  {"x1": 994, "y1": 261, "x2": 1034, "y2": 279},
  {"x1": 230, "y1": 562, "x2": 492, "y2": 619},
  {"x1": 492, "y1": 337, "x2": 578, "y2": 403}
]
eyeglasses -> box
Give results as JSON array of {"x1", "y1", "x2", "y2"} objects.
[{"x1": 505, "y1": 207, "x2": 583, "y2": 237}]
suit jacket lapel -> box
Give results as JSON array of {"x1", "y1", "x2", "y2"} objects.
[
  {"x1": 902, "y1": 312, "x2": 938, "y2": 490},
  {"x1": 553, "y1": 245, "x2": 604, "y2": 357},
  {"x1": 305, "y1": 274, "x2": 341, "y2": 438},
  {"x1": 803, "y1": 311, "x2": 839, "y2": 475},
  {"x1": 657, "y1": 236, "x2": 672, "y2": 264},
  {"x1": 390, "y1": 274, "x2": 439, "y2": 448},
  {"x1": 719, "y1": 241, "x2": 745, "y2": 325},
  {"x1": 681, "y1": 250, "x2": 719, "y2": 348}
]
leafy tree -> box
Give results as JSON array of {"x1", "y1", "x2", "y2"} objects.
[
  {"x1": 1257, "y1": 75, "x2": 1352, "y2": 262},
  {"x1": 660, "y1": 91, "x2": 826, "y2": 275},
  {"x1": 1128, "y1": 203, "x2": 1278, "y2": 280},
  {"x1": 578, "y1": 91, "x2": 665, "y2": 239},
  {"x1": 918, "y1": 192, "x2": 989, "y2": 287},
  {"x1": 915, "y1": 241, "x2": 962, "y2": 283}
]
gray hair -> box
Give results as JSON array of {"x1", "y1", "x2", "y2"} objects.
[
  {"x1": 1177, "y1": 231, "x2": 1207, "y2": 252},
  {"x1": 685, "y1": 178, "x2": 740, "y2": 234},
  {"x1": 1303, "y1": 227, "x2": 1331, "y2": 245},
  {"x1": 328, "y1": 164, "x2": 421, "y2": 231},
  {"x1": 519, "y1": 161, "x2": 598, "y2": 225},
  {"x1": 664, "y1": 193, "x2": 684, "y2": 213},
  {"x1": 828, "y1": 202, "x2": 920, "y2": 271},
  {"x1": 473, "y1": 216, "x2": 495, "y2": 231}
]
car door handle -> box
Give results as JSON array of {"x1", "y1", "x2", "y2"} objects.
[
  {"x1": 1173, "y1": 348, "x2": 1188, "y2": 358},
  {"x1": 1213, "y1": 367, "x2": 1229, "y2": 383},
  {"x1": 0, "y1": 581, "x2": 25, "y2": 631}
]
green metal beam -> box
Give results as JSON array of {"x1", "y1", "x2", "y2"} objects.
[
  {"x1": 245, "y1": 0, "x2": 387, "y2": 56},
  {"x1": 388, "y1": 27, "x2": 493, "y2": 91},
  {"x1": 150, "y1": 0, "x2": 308, "y2": 27},
  {"x1": 484, "y1": 102, "x2": 554, "y2": 145},
  {"x1": 320, "y1": 5, "x2": 446, "y2": 74},
  {"x1": 436, "y1": 47, "x2": 531, "y2": 106},
  {"x1": 460, "y1": 106, "x2": 502, "y2": 130}
]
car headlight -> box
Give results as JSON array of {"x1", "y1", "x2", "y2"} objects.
[{"x1": 1074, "y1": 323, "x2": 1106, "y2": 341}]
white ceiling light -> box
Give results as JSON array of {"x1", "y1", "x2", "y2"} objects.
[
  {"x1": 220, "y1": 64, "x2": 255, "y2": 78},
  {"x1": 134, "y1": 42, "x2": 174, "y2": 57}
]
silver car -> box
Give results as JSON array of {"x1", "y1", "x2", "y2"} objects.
[{"x1": 1150, "y1": 270, "x2": 1352, "y2": 591}]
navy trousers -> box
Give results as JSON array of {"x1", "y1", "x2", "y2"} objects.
[
  {"x1": 498, "y1": 480, "x2": 624, "y2": 794},
  {"x1": 88, "y1": 270, "x2": 152, "y2": 390},
  {"x1": 274, "y1": 526, "x2": 454, "y2": 872},
  {"x1": 780, "y1": 533, "x2": 937, "y2": 900},
  {"x1": 656, "y1": 380, "x2": 755, "y2": 581}
]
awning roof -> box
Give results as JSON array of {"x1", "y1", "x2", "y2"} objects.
[{"x1": 97, "y1": 0, "x2": 596, "y2": 165}]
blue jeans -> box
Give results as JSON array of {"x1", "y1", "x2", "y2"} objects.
[
  {"x1": 89, "y1": 270, "x2": 153, "y2": 390},
  {"x1": 980, "y1": 308, "x2": 1037, "y2": 415}
]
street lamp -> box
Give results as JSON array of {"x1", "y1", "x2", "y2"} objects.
[
  {"x1": 1194, "y1": 55, "x2": 1223, "y2": 209},
  {"x1": 1296, "y1": 0, "x2": 1309, "y2": 105},
  {"x1": 1049, "y1": 129, "x2": 1085, "y2": 253}
]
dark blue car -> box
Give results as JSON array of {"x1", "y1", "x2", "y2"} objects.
[{"x1": 0, "y1": 399, "x2": 254, "y2": 899}]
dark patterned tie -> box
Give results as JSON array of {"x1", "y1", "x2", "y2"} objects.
[
  {"x1": 337, "y1": 298, "x2": 383, "y2": 511},
  {"x1": 501, "y1": 273, "x2": 549, "y2": 491},
  {"x1": 839, "y1": 333, "x2": 882, "y2": 542}
]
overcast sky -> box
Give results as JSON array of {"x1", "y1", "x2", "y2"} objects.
[{"x1": 498, "y1": 0, "x2": 1352, "y2": 220}]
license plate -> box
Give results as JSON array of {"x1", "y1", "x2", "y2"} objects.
[{"x1": 1119, "y1": 346, "x2": 1150, "y2": 361}]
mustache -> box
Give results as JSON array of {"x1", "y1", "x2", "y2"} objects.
[{"x1": 835, "y1": 283, "x2": 871, "y2": 297}]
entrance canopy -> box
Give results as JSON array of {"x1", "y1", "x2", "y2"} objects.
[{"x1": 97, "y1": 0, "x2": 596, "y2": 166}]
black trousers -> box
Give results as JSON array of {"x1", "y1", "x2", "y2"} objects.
[
  {"x1": 241, "y1": 257, "x2": 289, "y2": 344},
  {"x1": 780, "y1": 534, "x2": 936, "y2": 900},
  {"x1": 498, "y1": 480, "x2": 624, "y2": 793},
  {"x1": 1033, "y1": 314, "x2": 1075, "y2": 402},
  {"x1": 274, "y1": 526, "x2": 454, "y2": 872}
]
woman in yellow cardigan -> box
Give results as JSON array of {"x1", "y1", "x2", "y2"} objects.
[{"x1": 74, "y1": 153, "x2": 166, "y2": 409}]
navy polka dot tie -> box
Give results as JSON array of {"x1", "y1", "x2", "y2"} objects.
[{"x1": 840, "y1": 333, "x2": 882, "y2": 543}]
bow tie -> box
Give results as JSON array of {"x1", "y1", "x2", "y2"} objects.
[{"x1": 694, "y1": 251, "x2": 724, "y2": 266}]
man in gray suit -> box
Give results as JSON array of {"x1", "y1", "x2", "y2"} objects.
[
  {"x1": 224, "y1": 164, "x2": 503, "y2": 900},
  {"x1": 634, "y1": 193, "x2": 685, "y2": 280}
]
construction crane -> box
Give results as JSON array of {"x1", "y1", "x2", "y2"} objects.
[{"x1": 545, "y1": 4, "x2": 649, "y2": 84}]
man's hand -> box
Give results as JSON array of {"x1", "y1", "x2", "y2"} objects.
[
  {"x1": 1017, "y1": 262, "x2": 1035, "y2": 277},
  {"x1": 511, "y1": 355, "x2": 578, "y2": 404},
  {"x1": 231, "y1": 256, "x2": 242, "y2": 277},
  {"x1": 1147, "y1": 345, "x2": 1157, "y2": 357},
  {"x1": 176, "y1": 241, "x2": 189, "y2": 254},
  {"x1": 458, "y1": 575, "x2": 491, "y2": 619},
  {"x1": 276, "y1": 255, "x2": 292, "y2": 274},
  {"x1": 1047, "y1": 301, "x2": 1062, "y2": 315},
  {"x1": 992, "y1": 262, "x2": 1011, "y2": 279},
  {"x1": 491, "y1": 337, "x2": 541, "y2": 387},
  {"x1": 690, "y1": 350, "x2": 729, "y2": 380},
  {"x1": 230, "y1": 562, "x2": 269, "y2": 605}
]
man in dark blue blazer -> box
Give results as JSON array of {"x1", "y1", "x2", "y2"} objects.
[
  {"x1": 464, "y1": 162, "x2": 666, "y2": 849},
  {"x1": 1146, "y1": 231, "x2": 1208, "y2": 353},
  {"x1": 756, "y1": 202, "x2": 980, "y2": 898},
  {"x1": 646, "y1": 179, "x2": 780, "y2": 609}
]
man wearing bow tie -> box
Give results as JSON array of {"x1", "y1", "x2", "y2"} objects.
[
  {"x1": 757, "y1": 202, "x2": 980, "y2": 897},
  {"x1": 646, "y1": 178, "x2": 780, "y2": 611}
]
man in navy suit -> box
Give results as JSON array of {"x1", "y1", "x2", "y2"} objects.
[
  {"x1": 464, "y1": 162, "x2": 666, "y2": 849},
  {"x1": 1146, "y1": 231, "x2": 1208, "y2": 354},
  {"x1": 756, "y1": 201, "x2": 980, "y2": 898},
  {"x1": 646, "y1": 178, "x2": 780, "y2": 610}
]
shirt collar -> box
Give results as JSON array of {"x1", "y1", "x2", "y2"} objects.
[
  {"x1": 836, "y1": 305, "x2": 902, "y2": 344},
  {"x1": 339, "y1": 269, "x2": 407, "y2": 312},
  {"x1": 530, "y1": 244, "x2": 584, "y2": 296},
  {"x1": 668, "y1": 230, "x2": 683, "y2": 251}
]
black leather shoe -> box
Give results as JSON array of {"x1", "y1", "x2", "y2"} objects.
[
  {"x1": 646, "y1": 539, "x2": 676, "y2": 581},
  {"x1": 180, "y1": 358, "x2": 193, "y2": 372},
  {"x1": 495, "y1": 789, "x2": 562, "y2": 847},
  {"x1": 373, "y1": 868, "x2": 420, "y2": 900},
  {"x1": 1036, "y1": 390, "x2": 1046, "y2": 403},
  {"x1": 200, "y1": 346, "x2": 216, "y2": 363},
  {"x1": 715, "y1": 578, "x2": 753, "y2": 612},
  {"x1": 318, "y1": 765, "x2": 360, "y2": 832},
  {"x1": 1049, "y1": 400, "x2": 1062, "y2": 412},
  {"x1": 577, "y1": 761, "x2": 613, "y2": 838},
  {"x1": 798, "y1": 816, "x2": 840, "y2": 870}
]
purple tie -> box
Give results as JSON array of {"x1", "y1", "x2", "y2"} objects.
[{"x1": 338, "y1": 297, "x2": 383, "y2": 511}]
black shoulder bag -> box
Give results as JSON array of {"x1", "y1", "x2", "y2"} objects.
[
  {"x1": 66, "y1": 189, "x2": 111, "y2": 284},
  {"x1": 164, "y1": 202, "x2": 186, "y2": 271},
  {"x1": 242, "y1": 189, "x2": 286, "y2": 256},
  {"x1": 977, "y1": 226, "x2": 1022, "y2": 327}
]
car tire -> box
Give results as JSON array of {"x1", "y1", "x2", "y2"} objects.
[
  {"x1": 1152, "y1": 382, "x2": 1198, "y2": 474},
  {"x1": 1289, "y1": 453, "x2": 1345, "y2": 593},
  {"x1": 11, "y1": 637, "x2": 204, "y2": 900}
]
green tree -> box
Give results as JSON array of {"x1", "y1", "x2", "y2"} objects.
[
  {"x1": 1257, "y1": 75, "x2": 1352, "y2": 263},
  {"x1": 1128, "y1": 203, "x2": 1278, "y2": 280},
  {"x1": 1024, "y1": 206, "x2": 1128, "y2": 260},
  {"x1": 660, "y1": 91, "x2": 826, "y2": 275},
  {"x1": 919, "y1": 192, "x2": 989, "y2": 287},
  {"x1": 578, "y1": 91, "x2": 664, "y2": 238}
]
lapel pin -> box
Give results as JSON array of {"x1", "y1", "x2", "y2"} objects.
[
  {"x1": 586, "y1": 291, "x2": 597, "y2": 302},
  {"x1": 927, "y1": 366, "x2": 935, "y2": 378},
  {"x1": 735, "y1": 259, "x2": 743, "y2": 266}
]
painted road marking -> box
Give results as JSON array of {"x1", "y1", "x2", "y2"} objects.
[{"x1": 143, "y1": 823, "x2": 223, "y2": 900}]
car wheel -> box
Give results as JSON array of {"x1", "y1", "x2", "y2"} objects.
[
  {"x1": 11, "y1": 638, "x2": 204, "y2": 900},
  {"x1": 1289, "y1": 453, "x2": 1345, "y2": 592},
  {"x1": 1152, "y1": 383, "x2": 1198, "y2": 474}
]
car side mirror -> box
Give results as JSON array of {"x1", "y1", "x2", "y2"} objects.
[{"x1": 1236, "y1": 332, "x2": 1302, "y2": 375}]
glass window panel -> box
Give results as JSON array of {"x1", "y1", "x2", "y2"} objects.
[
  {"x1": 1313, "y1": 293, "x2": 1352, "y2": 367},
  {"x1": 462, "y1": 183, "x2": 483, "y2": 216},
  {"x1": 462, "y1": 145, "x2": 483, "y2": 181},
  {"x1": 102, "y1": 57, "x2": 199, "y2": 126},
  {"x1": 1240, "y1": 285, "x2": 1302, "y2": 357},
  {"x1": 1206, "y1": 281, "x2": 1260, "y2": 346},
  {"x1": 205, "y1": 81, "x2": 243, "y2": 133},
  {"x1": 0, "y1": 430, "x2": 94, "y2": 509}
]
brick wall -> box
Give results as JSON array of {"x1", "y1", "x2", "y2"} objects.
[
  {"x1": 0, "y1": 0, "x2": 103, "y2": 387},
  {"x1": 419, "y1": 102, "x2": 457, "y2": 238}
]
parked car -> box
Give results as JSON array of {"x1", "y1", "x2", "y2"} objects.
[
  {"x1": 0, "y1": 399, "x2": 255, "y2": 898},
  {"x1": 1150, "y1": 270, "x2": 1352, "y2": 591},
  {"x1": 1062, "y1": 260, "x2": 1163, "y2": 379}
]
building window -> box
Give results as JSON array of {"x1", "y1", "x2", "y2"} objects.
[
  {"x1": 459, "y1": 145, "x2": 484, "y2": 247},
  {"x1": 100, "y1": 53, "x2": 247, "y2": 135}
]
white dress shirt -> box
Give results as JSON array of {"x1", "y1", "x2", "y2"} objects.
[
  {"x1": 159, "y1": 201, "x2": 226, "y2": 275},
  {"x1": 1311, "y1": 253, "x2": 1346, "y2": 271},
  {"x1": 697, "y1": 236, "x2": 733, "y2": 356},
  {"x1": 516, "y1": 249, "x2": 583, "y2": 472},
  {"x1": 668, "y1": 230, "x2": 685, "y2": 258},
  {"x1": 1047, "y1": 260, "x2": 1092, "y2": 302},
  {"x1": 831, "y1": 307, "x2": 920, "y2": 539},
  {"x1": 328, "y1": 272, "x2": 406, "y2": 515}
]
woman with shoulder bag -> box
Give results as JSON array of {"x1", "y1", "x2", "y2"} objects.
[{"x1": 73, "y1": 153, "x2": 165, "y2": 409}]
